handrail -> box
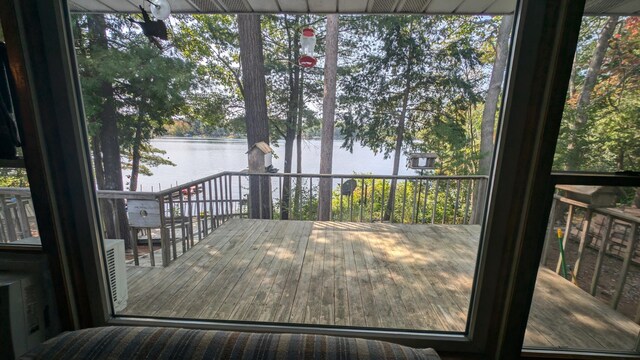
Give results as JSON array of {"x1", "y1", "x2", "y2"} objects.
[{"x1": 1, "y1": 173, "x2": 490, "y2": 268}]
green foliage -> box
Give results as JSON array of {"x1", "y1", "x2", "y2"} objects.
[
  {"x1": 555, "y1": 17, "x2": 640, "y2": 172},
  {"x1": 74, "y1": 14, "x2": 196, "y2": 183},
  {"x1": 0, "y1": 168, "x2": 28, "y2": 187},
  {"x1": 338, "y1": 15, "x2": 495, "y2": 175},
  {"x1": 269, "y1": 175, "x2": 479, "y2": 224}
]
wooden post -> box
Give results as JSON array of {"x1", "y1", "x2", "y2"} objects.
[
  {"x1": 0, "y1": 195, "x2": 17, "y2": 243},
  {"x1": 556, "y1": 204, "x2": 574, "y2": 274},
  {"x1": 612, "y1": 223, "x2": 638, "y2": 309},
  {"x1": 159, "y1": 197, "x2": 170, "y2": 267},
  {"x1": 147, "y1": 228, "x2": 155, "y2": 267},
  {"x1": 573, "y1": 208, "x2": 593, "y2": 277},
  {"x1": 590, "y1": 215, "x2": 612, "y2": 296},
  {"x1": 131, "y1": 228, "x2": 139, "y2": 266},
  {"x1": 540, "y1": 197, "x2": 558, "y2": 266},
  {"x1": 16, "y1": 196, "x2": 31, "y2": 238}
]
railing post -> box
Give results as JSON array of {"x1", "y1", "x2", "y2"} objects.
[
  {"x1": 0, "y1": 195, "x2": 17, "y2": 242},
  {"x1": 131, "y1": 228, "x2": 139, "y2": 266},
  {"x1": 572, "y1": 208, "x2": 593, "y2": 277},
  {"x1": 590, "y1": 214, "x2": 612, "y2": 296},
  {"x1": 158, "y1": 196, "x2": 170, "y2": 267},
  {"x1": 556, "y1": 204, "x2": 574, "y2": 275},
  {"x1": 612, "y1": 223, "x2": 638, "y2": 309},
  {"x1": 16, "y1": 195, "x2": 31, "y2": 238},
  {"x1": 540, "y1": 197, "x2": 558, "y2": 266}
]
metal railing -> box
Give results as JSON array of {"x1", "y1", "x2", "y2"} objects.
[{"x1": 0, "y1": 172, "x2": 489, "y2": 267}]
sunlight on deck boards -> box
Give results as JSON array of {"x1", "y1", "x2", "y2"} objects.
[{"x1": 120, "y1": 219, "x2": 639, "y2": 352}]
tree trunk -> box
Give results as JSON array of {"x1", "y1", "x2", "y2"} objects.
[
  {"x1": 383, "y1": 29, "x2": 414, "y2": 222},
  {"x1": 87, "y1": 14, "x2": 130, "y2": 245},
  {"x1": 383, "y1": 87, "x2": 409, "y2": 222},
  {"x1": 91, "y1": 136, "x2": 105, "y2": 190},
  {"x1": 129, "y1": 117, "x2": 143, "y2": 192},
  {"x1": 479, "y1": 15, "x2": 512, "y2": 176},
  {"x1": 281, "y1": 15, "x2": 300, "y2": 220},
  {"x1": 317, "y1": 14, "x2": 339, "y2": 221},
  {"x1": 472, "y1": 15, "x2": 512, "y2": 225},
  {"x1": 293, "y1": 69, "x2": 304, "y2": 218},
  {"x1": 567, "y1": 16, "x2": 618, "y2": 170},
  {"x1": 238, "y1": 14, "x2": 271, "y2": 219}
]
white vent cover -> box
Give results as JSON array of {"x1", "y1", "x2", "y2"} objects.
[{"x1": 104, "y1": 239, "x2": 128, "y2": 312}]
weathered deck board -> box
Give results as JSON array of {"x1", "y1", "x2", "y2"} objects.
[{"x1": 121, "y1": 219, "x2": 639, "y2": 351}]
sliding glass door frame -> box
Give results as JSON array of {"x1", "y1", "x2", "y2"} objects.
[{"x1": 5, "y1": 0, "x2": 626, "y2": 358}]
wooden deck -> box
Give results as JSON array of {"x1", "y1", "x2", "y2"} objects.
[{"x1": 122, "y1": 219, "x2": 639, "y2": 351}]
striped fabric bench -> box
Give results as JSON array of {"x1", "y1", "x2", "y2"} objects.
[{"x1": 21, "y1": 326, "x2": 441, "y2": 359}]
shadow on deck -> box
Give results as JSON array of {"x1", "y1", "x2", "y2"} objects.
[{"x1": 120, "y1": 219, "x2": 639, "y2": 352}]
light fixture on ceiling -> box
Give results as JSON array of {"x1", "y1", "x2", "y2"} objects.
[{"x1": 145, "y1": 0, "x2": 171, "y2": 20}]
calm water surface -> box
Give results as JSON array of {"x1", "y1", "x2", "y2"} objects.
[{"x1": 133, "y1": 138, "x2": 414, "y2": 190}]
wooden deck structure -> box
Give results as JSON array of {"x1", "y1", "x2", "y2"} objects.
[{"x1": 122, "y1": 219, "x2": 640, "y2": 351}]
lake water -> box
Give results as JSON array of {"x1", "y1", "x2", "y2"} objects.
[{"x1": 134, "y1": 138, "x2": 415, "y2": 191}]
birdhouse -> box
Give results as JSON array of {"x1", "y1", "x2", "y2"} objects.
[
  {"x1": 247, "y1": 141, "x2": 277, "y2": 173},
  {"x1": 555, "y1": 185, "x2": 621, "y2": 208},
  {"x1": 407, "y1": 153, "x2": 437, "y2": 170}
]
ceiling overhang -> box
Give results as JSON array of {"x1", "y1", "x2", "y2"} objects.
[{"x1": 68, "y1": 0, "x2": 640, "y2": 16}]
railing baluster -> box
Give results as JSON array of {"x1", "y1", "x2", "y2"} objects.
[
  {"x1": 131, "y1": 228, "x2": 139, "y2": 266},
  {"x1": 179, "y1": 189, "x2": 186, "y2": 254},
  {"x1": 401, "y1": 179, "x2": 408, "y2": 224},
  {"x1": 463, "y1": 180, "x2": 472, "y2": 224},
  {"x1": 223, "y1": 175, "x2": 229, "y2": 221},
  {"x1": 381, "y1": 179, "x2": 386, "y2": 223},
  {"x1": 238, "y1": 176, "x2": 244, "y2": 218},
  {"x1": 202, "y1": 181, "x2": 208, "y2": 236},
  {"x1": 213, "y1": 178, "x2": 220, "y2": 227},
  {"x1": 218, "y1": 176, "x2": 226, "y2": 222},
  {"x1": 339, "y1": 178, "x2": 344, "y2": 222},
  {"x1": 158, "y1": 196, "x2": 170, "y2": 266},
  {"x1": 431, "y1": 180, "x2": 439, "y2": 224},
  {"x1": 612, "y1": 223, "x2": 638, "y2": 309},
  {"x1": 187, "y1": 187, "x2": 194, "y2": 248},
  {"x1": 349, "y1": 183, "x2": 354, "y2": 222},
  {"x1": 298, "y1": 176, "x2": 303, "y2": 220},
  {"x1": 411, "y1": 179, "x2": 419, "y2": 224},
  {"x1": 309, "y1": 177, "x2": 313, "y2": 221},
  {"x1": 196, "y1": 185, "x2": 202, "y2": 242},
  {"x1": 453, "y1": 180, "x2": 461, "y2": 225},
  {"x1": 168, "y1": 194, "x2": 177, "y2": 260},
  {"x1": 279, "y1": 176, "x2": 283, "y2": 219},
  {"x1": 370, "y1": 179, "x2": 375, "y2": 223},
  {"x1": 147, "y1": 228, "x2": 155, "y2": 267},
  {"x1": 442, "y1": 180, "x2": 450, "y2": 224},
  {"x1": 422, "y1": 180, "x2": 430, "y2": 224},
  {"x1": 258, "y1": 175, "x2": 263, "y2": 219},
  {"x1": 360, "y1": 178, "x2": 365, "y2": 222},
  {"x1": 1, "y1": 195, "x2": 17, "y2": 243},
  {"x1": 208, "y1": 180, "x2": 214, "y2": 232},
  {"x1": 228, "y1": 175, "x2": 234, "y2": 218}
]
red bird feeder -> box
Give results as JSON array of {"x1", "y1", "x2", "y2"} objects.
[{"x1": 299, "y1": 27, "x2": 317, "y2": 68}]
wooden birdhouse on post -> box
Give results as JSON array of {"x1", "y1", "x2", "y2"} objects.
[
  {"x1": 247, "y1": 141, "x2": 273, "y2": 219},
  {"x1": 407, "y1": 153, "x2": 437, "y2": 172}
]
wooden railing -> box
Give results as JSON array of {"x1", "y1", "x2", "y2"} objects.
[
  {"x1": 541, "y1": 193, "x2": 640, "y2": 322},
  {"x1": 0, "y1": 187, "x2": 38, "y2": 244},
  {"x1": 0, "y1": 172, "x2": 489, "y2": 267}
]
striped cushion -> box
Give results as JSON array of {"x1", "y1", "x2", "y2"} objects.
[{"x1": 21, "y1": 326, "x2": 440, "y2": 359}]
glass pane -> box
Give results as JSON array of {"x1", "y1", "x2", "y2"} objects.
[
  {"x1": 69, "y1": 11, "x2": 512, "y2": 331},
  {"x1": 554, "y1": 16, "x2": 640, "y2": 172},
  {"x1": 0, "y1": 168, "x2": 41, "y2": 246},
  {"x1": 525, "y1": 185, "x2": 640, "y2": 352}
]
